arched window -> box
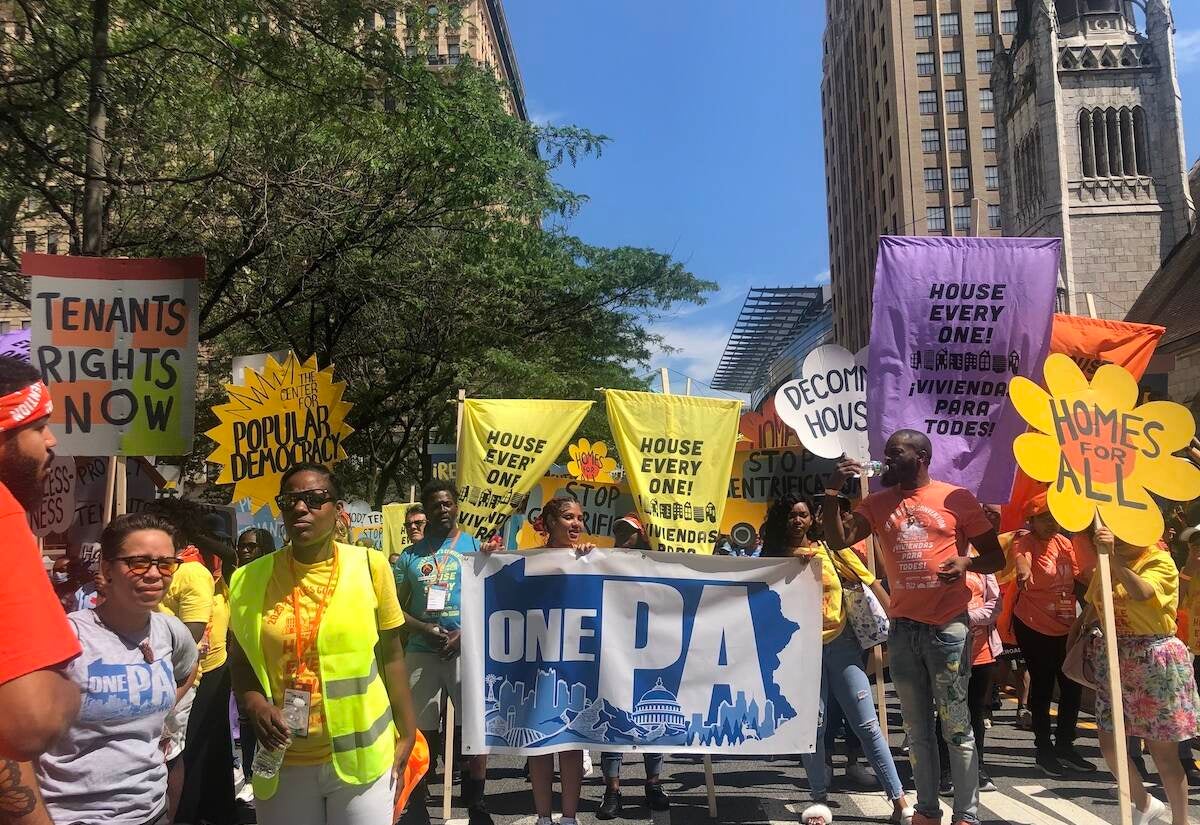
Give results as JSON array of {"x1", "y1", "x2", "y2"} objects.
[
  {"x1": 1132, "y1": 106, "x2": 1150, "y2": 175},
  {"x1": 1105, "y1": 108, "x2": 1122, "y2": 175},
  {"x1": 1119, "y1": 108, "x2": 1136, "y2": 175},
  {"x1": 1092, "y1": 108, "x2": 1109, "y2": 176},
  {"x1": 1079, "y1": 110, "x2": 1096, "y2": 177}
]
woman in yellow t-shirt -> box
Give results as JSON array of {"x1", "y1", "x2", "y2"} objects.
[
  {"x1": 761, "y1": 496, "x2": 912, "y2": 825},
  {"x1": 1076, "y1": 526, "x2": 1199, "y2": 825},
  {"x1": 229, "y1": 462, "x2": 416, "y2": 825}
]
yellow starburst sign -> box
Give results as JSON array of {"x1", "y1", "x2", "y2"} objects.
[
  {"x1": 206, "y1": 352, "x2": 353, "y2": 515},
  {"x1": 1010, "y1": 353, "x2": 1200, "y2": 546},
  {"x1": 567, "y1": 438, "x2": 618, "y2": 483}
]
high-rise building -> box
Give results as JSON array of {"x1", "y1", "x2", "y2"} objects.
[
  {"x1": 992, "y1": 0, "x2": 1192, "y2": 319},
  {"x1": 822, "y1": 0, "x2": 1019, "y2": 352}
]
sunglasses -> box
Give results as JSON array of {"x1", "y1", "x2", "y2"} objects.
[
  {"x1": 238, "y1": 540, "x2": 258, "y2": 549},
  {"x1": 115, "y1": 556, "x2": 182, "y2": 576},
  {"x1": 275, "y1": 489, "x2": 335, "y2": 512}
]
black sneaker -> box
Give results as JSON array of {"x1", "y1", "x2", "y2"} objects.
[
  {"x1": 467, "y1": 807, "x2": 495, "y2": 825},
  {"x1": 978, "y1": 771, "x2": 997, "y2": 792},
  {"x1": 398, "y1": 805, "x2": 433, "y2": 825},
  {"x1": 646, "y1": 783, "x2": 670, "y2": 812},
  {"x1": 597, "y1": 790, "x2": 622, "y2": 820},
  {"x1": 1055, "y1": 745, "x2": 1097, "y2": 773},
  {"x1": 938, "y1": 772, "x2": 953, "y2": 797},
  {"x1": 1035, "y1": 749, "x2": 1067, "y2": 777}
]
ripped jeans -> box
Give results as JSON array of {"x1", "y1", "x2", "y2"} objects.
[
  {"x1": 800, "y1": 626, "x2": 905, "y2": 801},
  {"x1": 891, "y1": 616, "x2": 978, "y2": 823}
]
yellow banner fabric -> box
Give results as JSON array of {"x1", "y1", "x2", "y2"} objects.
[{"x1": 605, "y1": 390, "x2": 742, "y2": 554}]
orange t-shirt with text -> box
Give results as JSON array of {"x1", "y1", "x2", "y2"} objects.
[
  {"x1": 1012, "y1": 532, "x2": 1081, "y2": 637},
  {"x1": 856, "y1": 480, "x2": 993, "y2": 626}
]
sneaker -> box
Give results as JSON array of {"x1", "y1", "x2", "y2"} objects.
[
  {"x1": 938, "y1": 772, "x2": 953, "y2": 797},
  {"x1": 645, "y1": 783, "x2": 670, "y2": 812},
  {"x1": 583, "y1": 750, "x2": 595, "y2": 778},
  {"x1": 535, "y1": 818, "x2": 554, "y2": 825},
  {"x1": 978, "y1": 771, "x2": 997, "y2": 792},
  {"x1": 901, "y1": 735, "x2": 911, "y2": 755},
  {"x1": 1035, "y1": 749, "x2": 1067, "y2": 777},
  {"x1": 597, "y1": 790, "x2": 622, "y2": 820},
  {"x1": 1016, "y1": 707, "x2": 1033, "y2": 731},
  {"x1": 846, "y1": 761, "x2": 876, "y2": 787},
  {"x1": 1055, "y1": 745, "x2": 1097, "y2": 773},
  {"x1": 1132, "y1": 794, "x2": 1168, "y2": 825},
  {"x1": 398, "y1": 806, "x2": 433, "y2": 825},
  {"x1": 467, "y1": 807, "x2": 494, "y2": 825},
  {"x1": 910, "y1": 813, "x2": 942, "y2": 825},
  {"x1": 560, "y1": 819, "x2": 579, "y2": 825}
]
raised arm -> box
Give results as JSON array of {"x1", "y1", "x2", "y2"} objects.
[{"x1": 822, "y1": 459, "x2": 872, "y2": 551}]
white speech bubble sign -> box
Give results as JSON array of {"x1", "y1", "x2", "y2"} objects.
[
  {"x1": 774, "y1": 344, "x2": 869, "y2": 461},
  {"x1": 29, "y1": 454, "x2": 77, "y2": 537}
]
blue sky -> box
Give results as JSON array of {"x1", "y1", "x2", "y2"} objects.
[{"x1": 505, "y1": 2, "x2": 1200, "y2": 398}]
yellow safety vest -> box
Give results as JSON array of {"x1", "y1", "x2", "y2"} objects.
[{"x1": 229, "y1": 542, "x2": 395, "y2": 799}]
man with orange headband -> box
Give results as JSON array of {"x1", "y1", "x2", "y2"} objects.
[{"x1": 0, "y1": 356, "x2": 82, "y2": 818}]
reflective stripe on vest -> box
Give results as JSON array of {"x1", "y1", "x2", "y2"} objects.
[{"x1": 229, "y1": 543, "x2": 395, "y2": 799}]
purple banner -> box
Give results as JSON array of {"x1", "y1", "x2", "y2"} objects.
[
  {"x1": 0, "y1": 328, "x2": 30, "y2": 362},
  {"x1": 867, "y1": 236, "x2": 1060, "y2": 503}
]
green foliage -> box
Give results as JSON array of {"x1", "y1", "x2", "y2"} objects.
[{"x1": 0, "y1": 0, "x2": 715, "y2": 506}]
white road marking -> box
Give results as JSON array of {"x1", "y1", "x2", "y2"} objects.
[{"x1": 1013, "y1": 784, "x2": 1121, "y2": 825}]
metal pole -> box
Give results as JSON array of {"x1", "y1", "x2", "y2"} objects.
[{"x1": 83, "y1": 0, "x2": 109, "y2": 255}]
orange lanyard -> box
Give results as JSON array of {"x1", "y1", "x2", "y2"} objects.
[
  {"x1": 288, "y1": 546, "x2": 340, "y2": 683},
  {"x1": 429, "y1": 532, "x2": 461, "y2": 586}
]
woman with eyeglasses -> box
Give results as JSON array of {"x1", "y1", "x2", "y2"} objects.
[
  {"x1": 36, "y1": 513, "x2": 200, "y2": 825},
  {"x1": 228, "y1": 462, "x2": 417, "y2": 825},
  {"x1": 237, "y1": 527, "x2": 277, "y2": 567}
]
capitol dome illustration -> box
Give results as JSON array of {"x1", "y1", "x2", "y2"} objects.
[{"x1": 632, "y1": 678, "x2": 686, "y2": 729}]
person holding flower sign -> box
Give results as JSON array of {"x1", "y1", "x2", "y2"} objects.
[{"x1": 1073, "y1": 526, "x2": 1199, "y2": 825}]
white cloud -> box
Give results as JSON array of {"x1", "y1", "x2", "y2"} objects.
[
  {"x1": 527, "y1": 106, "x2": 564, "y2": 126},
  {"x1": 1176, "y1": 29, "x2": 1200, "y2": 70},
  {"x1": 650, "y1": 321, "x2": 732, "y2": 387}
]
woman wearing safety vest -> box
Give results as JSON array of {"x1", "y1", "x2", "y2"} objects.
[{"x1": 229, "y1": 462, "x2": 417, "y2": 824}]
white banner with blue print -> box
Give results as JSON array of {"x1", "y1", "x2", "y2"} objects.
[{"x1": 461, "y1": 548, "x2": 822, "y2": 756}]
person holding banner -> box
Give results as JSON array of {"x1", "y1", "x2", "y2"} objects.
[
  {"x1": 825, "y1": 430, "x2": 1005, "y2": 825},
  {"x1": 1075, "y1": 526, "x2": 1200, "y2": 825},
  {"x1": 228, "y1": 462, "x2": 417, "y2": 825},
  {"x1": 761, "y1": 496, "x2": 913, "y2": 825}
]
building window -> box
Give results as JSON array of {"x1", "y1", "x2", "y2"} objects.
[
  {"x1": 953, "y1": 206, "x2": 972, "y2": 231},
  {"x1": 924, "y1": 168, "x2": 944, "y2": 192},
  {"x1": 948, "y1": 128, "x2": 967, "y2": 151},
  {"x1": 940, "y1": 13, "x2": 960, "y2": 37},
  {"x1": 447, "y1": 40, "x2": 460, "y2": 63},
  {"x1": 986, "y1": 165, "x2": 999, "y2": 190},
  {"x1": 46, "y1": 231, "x2": 58, "y2": 255},
  {"x1": 980, "y1": 88, "x2": 995, "y2": 113},
  {"x1": 988, "y1": 204, "x2": 1002, "y2": 229},
  {"x1": 914, "y1": 15, "x2": 933, "y2": 38},
  {"x1": 943, "y1": 51, "x2": 962, "y2": 75},
  {"x1": 917, "y1": 52, "x2": 935, "y2": 76},
  {"x1": 975, "y1": 12, "x2": 994, "y2": 36},
  {"x1": 23, "y1": 231, "x2": 35, "y2": 253},
  {"x1": 922, "y1": 129, "x2": 941, "y2": 153},
  {"x1": 946, "y1": 90, "x2": 965, "y2": 113},
  {"x1": 927, "y1": 207, "x2": 947, "y2": 232},
  {"x1": 1079, "y1": 106, "x2": 1150, "y2": 178},
  {"x1": 951, "y1": 166, "x2": 971, "y2": 191},
  {"x1": 919, "y1": 90, "x2": 938, "y2": 115},
  {"x1": 405, "y1": 43, "x2": 418, "y2": 58},
  {"x1": 0, "y1": 323, "x2": 10, "y2": 335},
  {"x1": 977, "y1": 49, "x2": 994, "y2": 75},
  {"x1": 20, "y1": 320, "x2": 30, "y2": 330},
  {"x1": 982, "y1": 126, "x2": 997, "y2": 150},
  {"x1": 384, "y1": 8, "x2": 396, "y2": 32},
  {"x1": 1001, "y1": 10, "x2": 1019, "y2": 34}
]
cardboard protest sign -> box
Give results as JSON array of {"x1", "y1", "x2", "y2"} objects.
[
  {"x1": 344, "y1": 499, "x2": 384, "y2": 547},
  {"x1": 512, "y1": 476, "x2": 635, "y2": 549},
  {"x1": 429, "y1": 443, "x2": 457, "y2": 481},
  {"x1": 566, "y1": 439, "x2": 619, "y2": 483},
  {"x1": 23, "y1": 254, "x2": 204, "y2": 456},
  {"x1": 868, "y1": 236, "x2": 1059, "y2": 502},
  {"x1": 207, "y1": 353, "x2": 353, "y2": 515},
  {"x1": 775, "y1": 345, "x2": 868, "y2": 460},
  {"x1": 69, "y1": 457, "x2": 161, "y2": 565},
  {"x1": 28, "y1": 455, "x2": 76, "y2": 537},
  {"x1": 721, "y1": 448, "x2": 839, "y2": 552},
  {"x1": 457, "y1": 399, "x2": 592, "y2": 541},
  {"x1": 1011, "y1": 353, "x2": 1200, "y2": 546},
  {"x1": 606, "y1": 390, "x2": 741, "y2": 554}
]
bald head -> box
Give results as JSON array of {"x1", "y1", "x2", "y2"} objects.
[
  {"x1": 880, "y1": 428, "x2": 933, "y2": 488},
  {"x1": 889, "y1": 429, "x2": 932, "y2": 463}
]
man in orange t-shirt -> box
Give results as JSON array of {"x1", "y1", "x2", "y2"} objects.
[{"x1": 824, "y1": 429, "x2": 1004, "y2": 825}]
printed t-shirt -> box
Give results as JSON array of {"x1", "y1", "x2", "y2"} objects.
[
  {"x1": 967, "y1": 572, "x2": 996, "y2": 666},
  {"x1": 261, "y1": 545, "x2": 403, "y2": 767},
  {"x1": 200, "y1": 581, "x2": 230, "y2": 673},
  {"x1": 0, "y1": 481, "x2": 80, "y2": 686},
  {"x1": 1085, "y1": 546, "x2": 1178, "y2": 637},
  {"x1": 159, "y1": 560, "x2": 215, "y2": 626},
  {"x1": 856, "y1": 480, "x2": 993, "y2": 626},
  {"x1": 37, "y1": 610, "x2": 198, "y2": 825},
  {"x1": 394, "y1": 531, "x2": 481, "y2": 653},
  {"x1": 1012, "y1": 532, "x2": 1082, "y2": 637},
  {"x1": 802, "y1": 542, "x2": 875, "y2": 644}
]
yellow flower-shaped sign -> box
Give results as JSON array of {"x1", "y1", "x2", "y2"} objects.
[
  {"x1": 206, "y1": 353, "x2": 354, "y2": 515},
  {"x1": 1010, "y1": 353, "x2": 1200, "y2": 546},
  {"x1": 567, "y1": 438, "x2": 618, "y2": 483}
]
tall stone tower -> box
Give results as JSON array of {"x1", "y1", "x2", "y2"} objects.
[{"x1": 993, "y1": 0, "x2": 1193, "y2": 318}]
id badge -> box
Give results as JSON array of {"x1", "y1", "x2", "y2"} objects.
[
  {"x1": 426, "y1": 583, "x2": 450, "y2": 613},
  {"x1": 283, "y1": 687, "x2": 312, "y2": 738},
  {"x1": 1056, "y1": 593, "x2": 1076, "y2": 623}
]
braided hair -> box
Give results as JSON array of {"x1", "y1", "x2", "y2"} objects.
[{"x1": 760, "y1": 494, "x2": 817, "y2": 557}]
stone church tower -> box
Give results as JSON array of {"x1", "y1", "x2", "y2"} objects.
[{"x1": 993, "y1": 0, "x2": 1193, "y2": 318}]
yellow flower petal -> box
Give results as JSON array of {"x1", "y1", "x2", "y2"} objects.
[
  {"x1": 601, "y1": 456, "x2": 618, "y2": 473},
  {"x1": 1047, "y1": 483, "x2": 1096, "y2": 534},
  {"x1": 569, "y1": 444, "x2": 581, "y2": 461},
  {"x1": 1139, "y1": 455, "x2": 1200, "y2": 502},
  {"x1": 567, "y1": 460, "x2": 582, "y2": 478},
  {"x1": 1013, "y1": 432, "x2": 1061, "y2": 482},
  {"x1": 1042, "y1": 353, "x2": 1089, "y2": 398},
  {"x1": 593, "y1": 441, "x2": 609, "y2": 458},
  {"x1": 1098, "y1": 485, "x2": 1163, "y2": 548},
  {"x1": 1010, "y1": 377, "x2": 1055, "y2": 435},
  {"x1": 1091, "y1": 363, "x2": 1140, "y2": 411},
  {"x1": 1133, "y1": 401, "x2": 1197, "y2": 455}
]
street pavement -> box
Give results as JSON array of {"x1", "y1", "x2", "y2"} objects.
[{"x1": 424, "y1": 691, "x2": 1200, "y2": 825}]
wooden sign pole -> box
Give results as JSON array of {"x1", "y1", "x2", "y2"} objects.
[
  {"x1": 443, "y1": 388, "x2": 467, "y2": 823},
  {"x1": 101, "y1": 456, "x2": 117, "y2": 527},
  {"x1": 1095, "y1": 514, "x2": 1134, "y2": 825},
  {"x1": 859, "y1": 478, "x2": 888, "y2": 738}
]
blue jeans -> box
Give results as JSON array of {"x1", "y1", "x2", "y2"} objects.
[
  {"x1": 800, "y1": 626, "x2": 905, "y2": 801},
  {"x1": 600, "y1": 752, "x2": 663, "y2": 781},
  {"x1": 891, "y1": 616, "x2": 978, "y2": 823}
]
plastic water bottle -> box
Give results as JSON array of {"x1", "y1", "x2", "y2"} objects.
[
  {"x1": 861, "y1": 460, "x2": 885, "y2": 478},
  {"x1": 250, "y1": 697, "x2": 303, "y2": 779}
]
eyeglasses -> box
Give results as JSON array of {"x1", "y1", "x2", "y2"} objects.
[
  {"x1": 115, "y1": 556, "x2": 182, "y2": 576},
  {"x1": 275, "y1": 489, "x2": 335, "y2": 512},
  {"x1": 406, "y1": 520, "x2": 427, "y2": 530},
  {"x1": 238, "y1": 541, "x2": 258, "y2": 549}
]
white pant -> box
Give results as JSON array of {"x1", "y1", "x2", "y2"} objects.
[{"x1": 255, "y1": 762, "x2": 395, "y2": 825}]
